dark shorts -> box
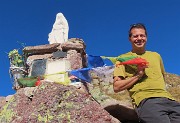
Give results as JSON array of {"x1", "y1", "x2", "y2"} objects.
[{"x1": 135, "y1": 97, "x2": 180, "y2": 123}]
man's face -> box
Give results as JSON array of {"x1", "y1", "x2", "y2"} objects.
[{"x1": 129, "y1": 28, "x2": 147, "y2": 49}]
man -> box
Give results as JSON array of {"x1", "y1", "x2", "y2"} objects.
[{"x1": 113, "y1": 23, "x2": 180, "y2": 123}]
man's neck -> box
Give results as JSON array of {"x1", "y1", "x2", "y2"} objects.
[{"x1": 131, "y1": 49, "x2": 146, "y2": 55}]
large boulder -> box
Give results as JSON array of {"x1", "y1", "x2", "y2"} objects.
[{"x1": 0, "y1": 82, "x2": 116, "y2": 123}]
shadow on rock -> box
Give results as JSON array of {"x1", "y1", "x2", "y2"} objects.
[{"x1": 104, "y1": 104, "x2": 139, "y2": 123}]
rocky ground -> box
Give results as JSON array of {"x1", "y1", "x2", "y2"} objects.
[
  {"x1": 0, "y1": 82, "x2": 116, "y2": 123},
  {"x1": 0, "y1": 72, "x2": 179, "y2": 123}
]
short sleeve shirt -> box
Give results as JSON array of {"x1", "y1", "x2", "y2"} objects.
[{"x1": 114, "y1": 51, "x2": 174, "y2": 106}]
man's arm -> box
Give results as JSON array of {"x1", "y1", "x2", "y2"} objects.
[
  {"x1": 113, "y1": 75, "x2": 139, "y2": 92},
  {"x1": 113, "y1": 66, "x2": 145, "y2": 93}
]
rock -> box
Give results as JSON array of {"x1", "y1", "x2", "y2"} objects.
[
  {"x1": 103, "y1": 100, "x2": 138, "y2": 122},
  {"x1": 61, "y1": 38, "x2": 85, "y2": 50},
  {"x1": 0, "y1": 82, "x2": 115, "y2": 123},
  {"x1": 5, "y1": 95, "x2": 14, "y2": 102},
  {"x1": 0, "y1": 97, "x2": 6, "y2": 109},
  {"x1": 23, "y1": 43, "x2": 61, "y2": 54},
  {"x1": 67, "y1": 50, "x2": 83, "y2": 69}
]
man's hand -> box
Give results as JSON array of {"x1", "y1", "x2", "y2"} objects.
[{"x1": 137, "y1": 65, "x2": 146, "y2": 78}]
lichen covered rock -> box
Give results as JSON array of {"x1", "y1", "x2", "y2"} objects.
[{"x1": 0, "y1": 82, "x2": 114, "y2": 123}]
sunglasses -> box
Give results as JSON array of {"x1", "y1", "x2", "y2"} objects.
[{"x1": 130, "y1": 23, "x2": 145, "y2": 28}]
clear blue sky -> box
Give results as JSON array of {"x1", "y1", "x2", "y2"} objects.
[{"x1": 0, "y1": 0, "x2": 180, "y2": 96}]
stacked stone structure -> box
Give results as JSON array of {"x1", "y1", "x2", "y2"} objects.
[{"x1": 23, "y1": 38, "x2": 86, "y2": 83}]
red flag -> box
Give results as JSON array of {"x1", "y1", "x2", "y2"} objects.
[{"x1": 116, "y1": 57, "x2": 148, "y2": 68}]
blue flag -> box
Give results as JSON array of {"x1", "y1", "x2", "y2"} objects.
[
  {"x1": 70, "y1": 68, "x2": 92, "y2": 82},
  {"x1": 87, "y1": 55, "x2": 104, "y2": 68}
]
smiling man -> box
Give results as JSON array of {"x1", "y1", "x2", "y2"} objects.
[{"x1": 113, "y1": 23, "x2": 180, "y2": 123}]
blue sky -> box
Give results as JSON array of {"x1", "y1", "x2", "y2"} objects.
[{"x1": 0, "y1": 0, "x2": 180, "y2": 96}]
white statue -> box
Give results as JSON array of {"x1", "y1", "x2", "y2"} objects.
[{"x1": 48, "y1": 13, "x2": 69, "y2": 44}]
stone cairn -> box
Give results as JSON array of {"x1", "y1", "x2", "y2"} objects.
[{"x1": 9, "y1": 12, "x2": 86, "y2": 90}]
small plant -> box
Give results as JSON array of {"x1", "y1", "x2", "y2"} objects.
[{"x1": 8, "y1": 49, "x2": 23, "y2": 67}]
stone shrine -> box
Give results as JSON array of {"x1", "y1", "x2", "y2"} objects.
[{"x1": 23, "y1": 38, "x2": 86, "y2": 84}]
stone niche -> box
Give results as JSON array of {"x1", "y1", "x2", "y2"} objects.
[{"x1": 23, "y1": 38, "x2": 87, "y2": 82}]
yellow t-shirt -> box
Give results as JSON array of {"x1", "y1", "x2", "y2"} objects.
[{"x1": 114, "y1": 51, "x2": 174, "y2": 106}]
